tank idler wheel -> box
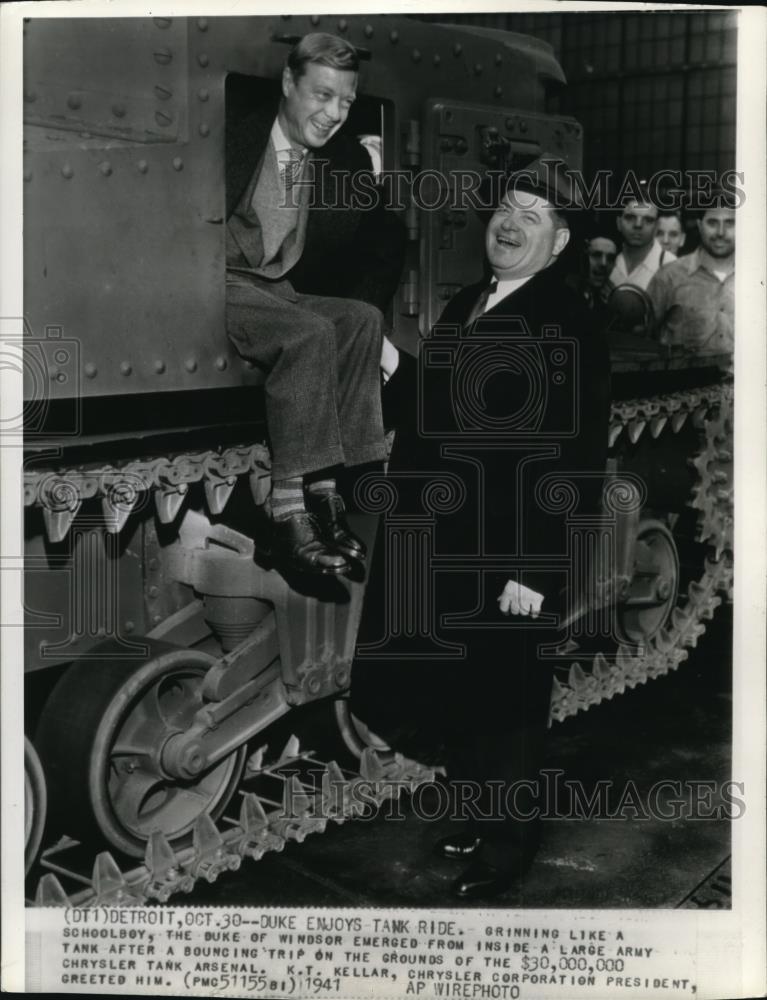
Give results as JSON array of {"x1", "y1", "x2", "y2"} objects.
[
  {"x1": 36, "y1": 639, "x2": 246, "y2": 859},
  {"x1": 616, "y1": 518, "x2": 680, "y2": 646},
  {"x1": 25, "y1": 736, "x2": 47, "y2": 874}
]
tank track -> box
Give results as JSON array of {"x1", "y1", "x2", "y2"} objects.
[
  {"x1": 23, "y1": 443, "x2": 273, "y2": 541},
  {"x1": 30, "y1": 741, "x2": 436, "y2": 907},
  {"x1": 24, "y1": 383, "x2": 733, "y2": 902},
  {"x1": 22, "y1": 385, "x2": 734, "y2": 723},
  {"x1": 549, "y1": 381, "x2": 733, "y2": 722}
]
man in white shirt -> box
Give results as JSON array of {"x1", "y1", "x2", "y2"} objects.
[
  {"x1": 610, "y1": 198, "x2": 675, "y2": 290},
  {"x1": 647, "y1": 198, "x2": 735, "y2": 359}
]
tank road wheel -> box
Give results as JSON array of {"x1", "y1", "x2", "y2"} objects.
[
  {"x1": 616, "y1": 518, "x2": 680, "y2": 646},
  {"x1": 36, "y1": 640, "x2": 246, "y2": 858},
  {"x1": 25, "y1": 737, "x2": 47, "y2": 874}
]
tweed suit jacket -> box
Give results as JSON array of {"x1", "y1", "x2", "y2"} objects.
[{"x1": 225, "y1": 80, "x2": 405, "y2": 311}]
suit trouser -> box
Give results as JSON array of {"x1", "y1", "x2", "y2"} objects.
[
  {"x1": 443, "y1": 625, "x2": 555, "y2": 870},
  {"x1": 226, "y1": 273, "x2": 388, "y2": 480}
]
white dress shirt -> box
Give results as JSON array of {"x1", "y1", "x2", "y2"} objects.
[
  {"x1": 482, "y1": 275, "x2": 534, "y2": 313},
  {"x1": 610, "y1": 241, "x2": 676, "y2": 291}
]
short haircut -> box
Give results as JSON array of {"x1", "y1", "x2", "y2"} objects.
[
  {"x1": 286, "y1": 32, "x2": 359, "y2": 79},
  {"x1": 657, "y1": 209, "x2": 684, "y2": 225},
  {"x1": 687, "y1": 187, "x2": 738, "y2": 221},
  {"x1": 619, "y1": 198, "x2": 659, "y2": 218}
]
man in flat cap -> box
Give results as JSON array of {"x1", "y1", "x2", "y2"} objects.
[{"x1": 352, "y1": 158, "x2": 611, "y2": 898}]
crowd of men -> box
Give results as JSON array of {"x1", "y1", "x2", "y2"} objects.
[
  {"x1": 571, "y1": 197, "x2": 736, "y2": 358},
  {"x1": 225, "y1": 31, "x2": 736, "y2": 902}
]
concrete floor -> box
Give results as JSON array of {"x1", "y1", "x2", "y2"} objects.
[{"x1": 192, "y1": 607, "x2": 732, "y2": 910}]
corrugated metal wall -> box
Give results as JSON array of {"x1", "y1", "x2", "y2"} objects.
[{"x1": 411, "y1": 10, "x2": 737, "y2": 184}]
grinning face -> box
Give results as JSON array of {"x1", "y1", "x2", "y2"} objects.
[
  {"x1": 486, "y1": 191, "x2": 570, "y2": 280},
  {"x1": 616, "y1": 201, "x2": 659, "y2": 249},
  {"x1": 586, "y1": 236, "x2": 618, "y2": 289},
  {"x1": 697, "y1": 208, "x2": 736, "y2": 260},
  {"x1": 280, "y1": 62, "x2": 357, "y2": 149},
  {"x1": 656, "y1": 215, "x2": 686, "y2": 254}
]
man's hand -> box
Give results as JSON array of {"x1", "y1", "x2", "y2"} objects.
[
  {"x1": 497, "y1": 580, "x2": 544, "y2": 617},
  {"x1": 380, "y1": 335, "x2": 400, "y2": 383}
]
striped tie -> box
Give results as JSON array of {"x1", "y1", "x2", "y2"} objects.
[
  {"x1": 467, "y1": 279, "x2": 498, "y2": 325},
  {"x1": 282, "y1": 148, "x2": 304, "y2": 195}
]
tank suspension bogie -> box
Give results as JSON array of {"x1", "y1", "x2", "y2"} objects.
[
  {"x1": 35, "y1": 640, "x2": 247, "y2": 858},
  {"x1": 31, "y1": 742, "x2": 436, "y2": 907},
  {"x1": 616, "y1": 518, "x2": 680, "y2": 646}
]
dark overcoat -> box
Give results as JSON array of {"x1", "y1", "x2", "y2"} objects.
[{"x1": 352, "y1": 257, "x2": 611, "y2": 786}]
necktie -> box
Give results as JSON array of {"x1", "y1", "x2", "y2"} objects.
[
  {"x1": 282, "y1": 148, "x2": 304, "y2": 195},
  {"x1": 467, "y1": 279, "x2": 498, "y2": 325}
]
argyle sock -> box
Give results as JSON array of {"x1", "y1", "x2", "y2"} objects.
[
  {"x1": 305, "y1": 476, "x2": 336, "y2": 499},
  {"x1": 270, "y1": 476, "x2": 306, "y2": 521}
]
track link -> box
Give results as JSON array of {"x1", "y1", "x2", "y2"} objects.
[
  {"x1": 31, "y1": 742, "x2": 435, "y2": 907},
  {"x1": 549, "y1": 382, "x2": 733, "y2": 722}
]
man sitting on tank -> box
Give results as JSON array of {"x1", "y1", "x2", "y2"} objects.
[
  {"x1": 646, "y1": 189, "x2": 735, "y2": 364},
  {"x1": 225, "y1": 32, "x2": 405, "y2": 575}
]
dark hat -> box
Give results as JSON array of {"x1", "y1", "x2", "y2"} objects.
[{"x1": 474, "y1": 154, "x2": 585, "y2": 226}]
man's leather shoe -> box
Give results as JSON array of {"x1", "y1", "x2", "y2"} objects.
[
  {"x1": 268, "y1": 512, "x2": 349, "y2": 575},
  {"x1": 434, "y1": 833, "x2": 482, "y2": 860},
  {"x1": 307, "y1": 491, "x2": 366, "y2": 560},
  {"x1": 452, "y1": 860, "x2": 514, "y2": 901}
]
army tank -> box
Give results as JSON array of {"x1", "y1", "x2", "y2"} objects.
[{"x1": 20, "y1": 13, "x2": 732, "y2": 905}]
